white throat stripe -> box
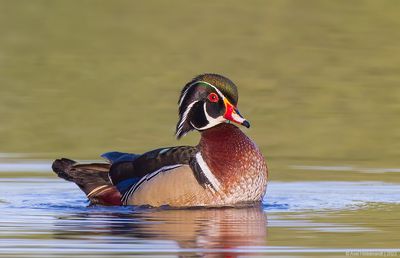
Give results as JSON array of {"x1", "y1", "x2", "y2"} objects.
[{"x1": 201, "y1": 102, "x2": 226, "y2": 130}]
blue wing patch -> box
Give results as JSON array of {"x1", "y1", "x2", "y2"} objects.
[
  {"x1": 115, "y1": 177, "x2": 141, "y2": 194},
  {"x1": 101, "y1": 151, "x2": 141, "y2": 164}
]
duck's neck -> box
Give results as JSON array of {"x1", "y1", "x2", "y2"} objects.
[{"x1": 198, "y1": 123, "x2": 256, "y2": 184}]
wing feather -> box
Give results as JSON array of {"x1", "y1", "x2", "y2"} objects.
[{"x1": 109, "y1": 146, "x2": 198, "y2": 196}]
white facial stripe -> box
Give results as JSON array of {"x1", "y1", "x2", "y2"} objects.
[
  {"x1": 195, "y1": 152, "x2": 221, "y2": 192},
  {"x1": 176, "y1": 100, "x2": 199, "y2": 137},
  {"x1": 178, "y1": 80, "x2": 235, "y2": 135},
  {"x1": 179, "y1": 80, "x2": 227, "y2": 106},
  {"x1": 194, "y1": 102, "x2": 225, "y2": 131},
  {"x1": 179, "y1": 81, "x2": 198, "y2": 106}
]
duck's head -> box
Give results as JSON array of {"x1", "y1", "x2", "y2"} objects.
[{"x1": 176, "y1": 73, "x2": 250, "y2": 139}]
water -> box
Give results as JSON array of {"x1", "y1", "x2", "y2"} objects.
[
  {"x1": 1, "y1": 1, "x2": 400, "y2": 257},
  {"x1": 1, "y1": 162, "x2": 400, "y2": 257}
]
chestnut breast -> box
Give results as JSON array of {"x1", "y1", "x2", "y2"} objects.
[{"x1": 199, "y1": 123, "x2": 268, "y2": 191}]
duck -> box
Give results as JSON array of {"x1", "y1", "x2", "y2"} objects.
[{"x1": 52, "y1": 73, "x2": 268, "y2": 207}]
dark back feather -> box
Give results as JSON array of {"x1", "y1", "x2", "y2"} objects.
[{"x1": 109, "y1": 146, "x2": 197, "y2": 195}]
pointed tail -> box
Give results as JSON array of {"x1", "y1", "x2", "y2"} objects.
[{"x1": 52, "y1": 158, "x2": 122, "y2": 206}]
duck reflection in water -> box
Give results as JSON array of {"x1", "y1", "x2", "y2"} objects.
[{"x1": 53, "y1": 206, "x2": 267, "y2": 256}]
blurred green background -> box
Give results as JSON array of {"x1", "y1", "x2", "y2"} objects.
[{"x1": 1, "y1": 0, "x2": 400, "y2": 180}]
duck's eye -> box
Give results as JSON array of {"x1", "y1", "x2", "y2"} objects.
[{"x1": 208, "y1": 93, "x2": 219, "y2": 103}]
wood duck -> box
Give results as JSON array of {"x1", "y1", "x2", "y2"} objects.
[{"x1": 52, "y1": 74, "x2": 268, "y2": 207}]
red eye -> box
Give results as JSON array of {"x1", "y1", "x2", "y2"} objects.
[{"x1": 208, "y1": 93, "x2": 219, "y2": 103}]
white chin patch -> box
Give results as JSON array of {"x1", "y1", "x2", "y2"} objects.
[{"x1": 191, "y1": 103, "x2": 225, "y2": 131}]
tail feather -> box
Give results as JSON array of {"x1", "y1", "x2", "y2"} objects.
[
  {"x1": 52, "y1": 158, "x2": 122, "y2": 206},
  {"x1": 51, "y1": 158, "x2": 78, "y2": 182}
]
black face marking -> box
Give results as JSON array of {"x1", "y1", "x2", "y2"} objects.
[
  {"x1": 176, "y1": 84, "x2": 215, "y2": 138},
  {"x1": 176, "y1": 74, "x2": 239, "y2": 138},
  {"x1": 178, "y1": 85, "x2": 208, "y2": 116},
  {"x1": 189, "y1": 101, "x2": 209, "y2": 129},
  {"x1": 205, "y1": 98, "x2": 224, "y2": 119}
]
